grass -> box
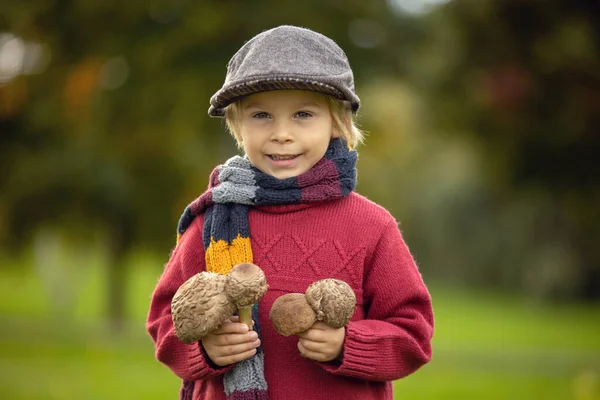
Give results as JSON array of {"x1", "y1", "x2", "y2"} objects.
[
  {"x1": 394, "y1": 285, "x2": 600, "y2": 400},
  {"x1": 0, "y1": 249, "x2": 599, "y2": 399}
]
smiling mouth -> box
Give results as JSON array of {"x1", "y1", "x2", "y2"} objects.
[{"x1": 268, "y1": 154, "x2": 300, "y2": 161}]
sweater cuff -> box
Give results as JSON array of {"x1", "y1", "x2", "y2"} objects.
[
  {"x1": 165, "y1": 331, "x2": 233, "y2": 380},
  {"x1": 317, "y1": 322, "x2": 390, "y2": 380},
  {"x1": 190, "y1": 341, "x2": 235, "y2": 379}
]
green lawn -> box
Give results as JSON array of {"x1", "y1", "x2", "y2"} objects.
[{"x1": 0, "y1": 252, "x2": 598, "y2": 399}]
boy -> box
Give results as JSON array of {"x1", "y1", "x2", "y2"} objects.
[{"x1": 147, "y1": 25, "x2": 434, "y2": 400}]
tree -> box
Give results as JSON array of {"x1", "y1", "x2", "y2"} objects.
[{"x1": 404, "y1": 0, "x2": 600, "y2": 299}]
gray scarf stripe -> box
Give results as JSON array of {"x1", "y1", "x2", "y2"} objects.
[
  {"x1": 213, "y1": 157, "x2": 258, "y2": 204},
  {"x1": 223, "y1": 353, "x2": 268, "y2": 395}
]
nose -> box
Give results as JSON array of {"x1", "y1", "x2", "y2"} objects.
[{"x1": 270, "y1": 120, "x2": 294, "y2": 144}]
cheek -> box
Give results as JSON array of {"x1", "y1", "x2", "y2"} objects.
[
  {"x1": 240, "y1": 129, "x2": 255, "y2": 148},
  {"x1": 242, "y1": 140, "x2": 258, "y2": 156},
  {"x1": 240, "y1": 136, "x2": 262, "y2": 159}
]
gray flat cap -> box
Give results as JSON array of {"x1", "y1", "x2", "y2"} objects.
[{"x1": 208, "y1": 25, "x2": 360, "y2": 117}]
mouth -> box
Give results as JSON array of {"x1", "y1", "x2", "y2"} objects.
[{"x1": 267, "y1": 154, "x2": 300, "y2": 161}]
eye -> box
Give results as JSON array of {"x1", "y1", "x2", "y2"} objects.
[
  {"x1": 294, "y1": 111, "x2": 313, "y2": 119},
  {"x1": 252, "y1": 112, "x2": 271, "y2": 119}
]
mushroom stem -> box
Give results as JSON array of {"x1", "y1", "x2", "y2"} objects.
[
  {"x1": 227, "y1": 263, "x2": 269, "y2": 332},
  {"x1": 238, "y1": 306, "x2": 253, "y2": 329}
]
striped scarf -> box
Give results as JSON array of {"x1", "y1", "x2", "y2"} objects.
[{"x1": 176, "y1": 137, "x2": 357, "y2": 400}]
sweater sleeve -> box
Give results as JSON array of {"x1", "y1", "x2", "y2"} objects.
[
  {"x1": 319, "y1": 218, "x2": 434, "y2": 381},
  {"x1": 146, "y1": 216, "x2": 234, "y2": 380}
]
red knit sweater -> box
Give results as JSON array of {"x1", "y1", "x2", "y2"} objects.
[{"x1": 147, "y1": 192, "x2": 434, "y2": 400}]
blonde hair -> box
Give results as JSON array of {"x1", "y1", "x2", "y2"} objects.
[{"x1": 225, "y1": 94, "x2": 364, "y2": 149}]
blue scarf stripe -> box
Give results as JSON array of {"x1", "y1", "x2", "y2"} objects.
[
  {"x1": 333, "y1": 152, "x2": 357, "y2": 197},
  {"x1": 251, "y1": 303, "x2": 263, "y2": 352},
  {"x1": 254, "y1": 187, "x2": 303, "y2": 204},
  {"x1": 201, "y1": 207, "x2": 213, "y2": 250},
  {"x1": 252, "y1": 169, "x2": 298, "y2": 189},
  {"x1": 209, "y1": 204, "x2": 251, "y2": 244},
  {"x1": 177, "y1": 206, "x2": 194, "y2": 236}
]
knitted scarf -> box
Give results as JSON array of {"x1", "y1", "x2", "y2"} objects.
[{"x1": 176, "y1": 137, "x2": 357, "y2": 400}]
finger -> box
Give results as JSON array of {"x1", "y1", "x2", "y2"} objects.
[
  {"x1": 215, "y1": 331, "x2": 259, "y2": 347},
  {"x1": 298, "y1": 341, "x2": 327, "y2": 362},
  {"x1": 213, "y1": 339, "x2": 261, "y2": 357},
  {"x1": 215, "y1": 348, "x2": 258, "y2": 366},
  {"x1": 298, "y1": 337, "x2": 326, "y2": 353},
  {"x1": 212, "y1": 321, "x2": 250, "y2": 335}
]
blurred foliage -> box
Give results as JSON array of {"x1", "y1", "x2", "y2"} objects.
[
  {"x1": 0, "y1": 0, "x2": 422, "y2": 251},
  {"x1": 405, "y1": 0, "x2": 600, "y2": 301},
  {"x1": 1, "y1": 0, "x2": 599, "y2": 327}
]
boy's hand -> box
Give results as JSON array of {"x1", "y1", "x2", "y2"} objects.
[
  {"x1": 201, "y1": 317, "x2": 261, "y2": 367},
  {"x1": 297, "y1": 321, "x2": 345, "y2": 363}
]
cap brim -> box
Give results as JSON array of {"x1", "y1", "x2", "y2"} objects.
[{"x1": 208, "y1": 78, "x2": 356, "y2": 117}]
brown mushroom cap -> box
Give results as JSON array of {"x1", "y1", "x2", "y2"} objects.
[
  {"x1": 269, "y1": 293, "x2": 317, "y2": 336},
  {"x1": 226, "y1": 263, "x2": 269, "y2": 309},
  {"x1": 171, "y1": 272, "x2": 236, "y2": 344},
  {"x1": 305, "y1": 279, "x2": 356, "y2": 329}
]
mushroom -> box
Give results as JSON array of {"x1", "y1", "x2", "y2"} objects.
[
  {"x1": 171, "y1": 263, "x2": 268, "y2": 344},
  {"x1": 269, "y1": 293, "x2": 316, "y2": 337},
  {"x1": 269, "y1": 278, "x2": 356, "y2": 336}
]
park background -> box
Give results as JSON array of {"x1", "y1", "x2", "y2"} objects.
[{"x1": 1, "y1": 0, "x2": 599, "y2": 399}]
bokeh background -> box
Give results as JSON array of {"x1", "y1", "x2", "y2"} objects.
[{"x1": 1, "y1": 0, "x2": 599, "y2": 399}]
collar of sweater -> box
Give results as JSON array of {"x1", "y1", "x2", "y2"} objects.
[{"x1": 255, "y1": 199, "x2": 339, "y2": 214}]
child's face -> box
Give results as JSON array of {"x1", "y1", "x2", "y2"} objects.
[{"x1": 238, "y1": 90, "x2": 337, "y2": 180}]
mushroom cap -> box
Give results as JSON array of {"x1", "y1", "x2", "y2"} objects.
[
  {"x1": 305, "y1": 279, "x2": 356, "y2": 328},
  {"x1": 171, "y1": 272, "x2": 236, "y2": 344},
  {"x1": 226, "y1": 263, "x2": 268, "y2": 309},
  {"x1": 269, "y1": 293, "x2": 317, "y2": 336}
]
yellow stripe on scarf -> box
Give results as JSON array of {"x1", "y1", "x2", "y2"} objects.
[{"x1": 205, "y1": 234, "x2": 253, "y2": 275}]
